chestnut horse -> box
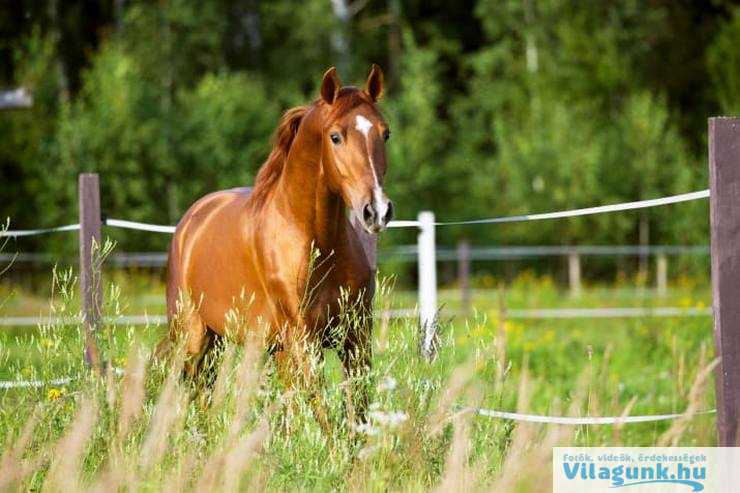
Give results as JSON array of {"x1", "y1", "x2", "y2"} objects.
[{"x1": 163, "y1": 65, "x2": 393, "y2": 422}]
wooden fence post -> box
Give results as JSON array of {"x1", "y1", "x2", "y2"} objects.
[
  {"x1": 709, "y1": 117, "x2": 740, "y2": 446},
  {"x1": 568, "y1": 250, "x2": 581, "y2": 298},
  {"x1": 418, "y1": 211, "x2": 437, "y2": 360},
  {"x1": 457, "y1": 239, "x2": 471, "y2": 315},
  {"x1": 656, "y1": 252, "x2": 668, "y2": 297},
  {"x1": 79, "y1": 173, "x2": 102, "y2": 370}
]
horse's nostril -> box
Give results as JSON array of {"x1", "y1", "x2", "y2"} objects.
[
  {"x1": 363, "y1": 203, "x2": 375, "y2": 224},
  {"x1": 383, "y1": 201, "x2": 394, "y2": 224}
]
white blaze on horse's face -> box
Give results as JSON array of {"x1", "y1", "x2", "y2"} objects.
[
  {"x1": 355, "y1": 114, "x2": 373, "y2": 137},
  {"x1": 354, "y1": 114, "x2": 392, "y2": 234}
]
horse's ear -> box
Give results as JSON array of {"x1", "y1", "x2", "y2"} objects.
[
  {"x1": 364, "y1": 63, "x2": 384, "y2": 102},
  {"x1": 320, "y1": 67, "x2": 342, "y2": 105}
]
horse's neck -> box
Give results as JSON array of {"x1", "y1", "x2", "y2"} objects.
[{"x1": 275, "y1": 129, "x2": 344, "y2": 253}]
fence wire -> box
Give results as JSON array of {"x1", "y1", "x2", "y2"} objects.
[{"x1": 0, "y1": 189, "x2": 710, "y2": 237}]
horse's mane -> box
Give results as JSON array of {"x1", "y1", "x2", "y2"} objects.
[
  {"x1": 250, "y1": 88, "x2": 368, "y2": 206},
  {"x1": 250, "y1": 104, "x2": 309, "y2": 206}
]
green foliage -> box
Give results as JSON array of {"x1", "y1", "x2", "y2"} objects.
[
  {"x1": 260, "y1": 0, "x2": 340, "y2": 96},
  {"x1": 177, "y1": 73, "x2": 279, "y2": 198},
  {"x1": 0, "y1": 28, "x2": 62, "y2": 235},
  {"x1": 446, "y1": 0, "x2": 698, "y2": 248},
  {"x1": 708, "y1": 7, "x2": 740, "y2": 115},
  {"x1": 49, "y1": 9, "x2": 279, "y2": 248},
  {"x1": 0, "y1": 0, "x2": 734, "y2": 256},
  {"x1": 383, "y1": 30, "x2": 449, "y2": 246}
]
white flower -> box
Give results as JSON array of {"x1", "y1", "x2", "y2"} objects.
[
  {"x1": 377, "y1": 376, "x2": 397, "y2": 392},
  {"x1": 358, "y1": 444, "x2": 380, "y2": 461},
  {"x1": 354, "y1": 422, "x2": 380, "y2": 436},
  {"x1": 369, "y1": 401, "x2": 382, "y2": 411},
  {"x1": 368, "y1": 410, "x2": 409, "y2": 428}
]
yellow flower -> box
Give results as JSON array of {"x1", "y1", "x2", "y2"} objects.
[{"x1": 47, "y1": 388, "x2": 63, "y2": 400}]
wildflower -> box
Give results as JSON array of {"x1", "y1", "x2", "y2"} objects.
[
  {"x1": 377, "y1": 376, "x2": 397, "y2": 392},
  {"x1": 354, "y1": 422, "x2": 380, "y2": 436},
  {"x1": 368, "y1": 410, "x2": 408, "y2": 428},
  {"x1": 47, "y1": 388, "x2": 63, "y2": 400},
  {"x1": 358, "y1": 444, "x2": 380, "y2": 461}
]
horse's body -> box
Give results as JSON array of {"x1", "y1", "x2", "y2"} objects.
[
  {"x1": 166, "y1": 184, "x2": 372, "y2": 356},
  {"x1": 163, "y1": 66, "x2": 392, "y2": 422}
]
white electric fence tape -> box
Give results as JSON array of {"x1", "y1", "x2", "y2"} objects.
[
  {"x1": 0, "y1": 224, "x2": 80, "y2": 237},
  {"x1": 435, "y1": 189, "x2": 710, "y2": 226},
  {"x1": 105, "y1": 190, "x2": 710, "y2": 231},
  {"x1": 1, "y1": 189, "x2": 710, "y2": 237},
  {"x1": 0, "y1": 367, "x2": 124, "y2": 389},
  {"x1": 0, "y1": 377, "x2": 73, "y2": 389},
  {"x1": 0, "y1": 314, "x2": 168, "y2": 327},
  {"x1": 0, "y1": 369, "x2": 716, "y2": 428},
  {"x1": 105, "y1": 219, "x2": 176, "y2": 233},
  {"x1": 472, "y1": 407, "x2": 716, "y2": 425}
]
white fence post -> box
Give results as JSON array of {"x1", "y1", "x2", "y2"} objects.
[{"x1": 418, "y1": 211, "x2": 437, "y2": 360}]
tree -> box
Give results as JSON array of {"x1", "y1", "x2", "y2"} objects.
[{"x1": 708, "y1": 7, "x2": 740, "y2": 116}]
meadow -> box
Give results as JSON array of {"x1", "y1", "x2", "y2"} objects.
[{"x1": 0, "y1": 263, "x2": 718, "y2": 491}]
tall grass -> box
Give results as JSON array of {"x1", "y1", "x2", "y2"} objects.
[{"x1": 0, "y1": 257, "x2": 718, "y2": 491}]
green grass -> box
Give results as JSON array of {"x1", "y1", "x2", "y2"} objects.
[{"x1": 0, "y1": 269, "x2": 717, "y2": 491}]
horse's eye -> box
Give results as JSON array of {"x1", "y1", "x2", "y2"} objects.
[
  {"x1": 383, "y1": 129, "x2": 390, "y2": 141},
  {"x1": 330, "y1": 132, "x2": 342, "y2": 145}
]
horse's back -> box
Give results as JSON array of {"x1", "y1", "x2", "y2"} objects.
[
  {"x1": 166, "y1": 187, "x2": 253, "y2": 320},
  {"x1": 180, "y1": 187, "x2": 252, "y2": 223}
]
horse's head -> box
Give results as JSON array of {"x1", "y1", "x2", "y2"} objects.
[{"x1": 318, "y1": 65, "x2": 394, "y2": 234}]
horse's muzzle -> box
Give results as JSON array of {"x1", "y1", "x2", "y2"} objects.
[{"x1": 362, "y1": 197, "x2": 394, "y2": 234}]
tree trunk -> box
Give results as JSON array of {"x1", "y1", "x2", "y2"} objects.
[
  {"x1": 387, "y1": 0, "x2": 402, "y2": 89},
  {"x1": 330, "y1": 0, "x2": 351, "y2": 75}
]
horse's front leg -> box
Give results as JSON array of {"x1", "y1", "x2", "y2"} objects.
[
  {"x1": 274, "y1": 328, "x2": 331, "y2": 433},
  {"x1": 340, "y1": 313, "x2": 372, "y2": 427}
]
